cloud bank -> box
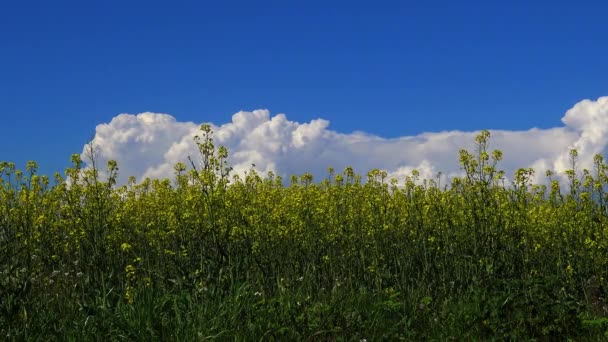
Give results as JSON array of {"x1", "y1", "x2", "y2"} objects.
[{"x1": 82, "y1": 97, "x2": 608, "y2": 186}]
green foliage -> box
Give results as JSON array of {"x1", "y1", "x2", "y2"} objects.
[{"x1": 2, "y1": 128, "x2": 608, "y2": 340}]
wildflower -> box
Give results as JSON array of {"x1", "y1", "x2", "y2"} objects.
[
  {"x1": 125, "y1": 286, "x2": 135, "y2": 304},
  {"x1": 126, "y1": 264, "x2": 136, "y2": 281}
]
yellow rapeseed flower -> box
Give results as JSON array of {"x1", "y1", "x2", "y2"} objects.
[{"x1": 566, "y1": 264, "x2": 574, "y2": 277}]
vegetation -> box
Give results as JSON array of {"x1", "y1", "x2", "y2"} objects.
[{"x1": 2, "y1": 126, "x2": 608, "y2": 340}]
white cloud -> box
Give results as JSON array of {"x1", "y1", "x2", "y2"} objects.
[{"x1": 82, "y1": 96, "x2": 608, "y2": 187}]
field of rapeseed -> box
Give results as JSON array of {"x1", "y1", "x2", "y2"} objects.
[{"x1": 2, "y1": 126, "x2": 608, "y2": 340}]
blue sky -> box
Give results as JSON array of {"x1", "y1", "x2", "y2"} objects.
[{"x1": 1, "y1": 0, "x2": 607, "y2": 178}]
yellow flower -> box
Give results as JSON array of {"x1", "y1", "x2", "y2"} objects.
[
  {"x1": 125, "y1": 264, "x2": 136, "y2": 281},
  {"x1": 565, "y1": 264, "x2": 574, "y2": 276},
  {"x1": 125, "y1": 286, "x2": 135, "y2": 304}
]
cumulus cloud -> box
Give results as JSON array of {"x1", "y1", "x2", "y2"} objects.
[{"x1": 82, "y1": 96, "x2": 608, "y2": 187}]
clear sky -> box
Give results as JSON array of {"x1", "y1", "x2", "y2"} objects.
[{"x1": 1, "y1": 0, "x2": 607, "y2": 178}]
